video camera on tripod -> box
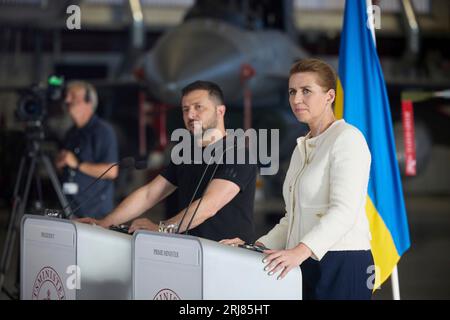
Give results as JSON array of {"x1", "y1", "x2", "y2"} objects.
[
  {"x1": 0, "y1": 76, "x2": 70, "y2": 298},
  {"x1": 15, "y1": 75, "x2": 65, "y2": 140}
]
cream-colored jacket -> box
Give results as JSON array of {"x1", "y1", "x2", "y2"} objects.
[{"x1": 258, "y1": 119, "x2": 372, "y2": 260}]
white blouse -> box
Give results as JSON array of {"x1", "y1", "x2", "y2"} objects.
[{"x1": 258, "y1": 119, "x2": 372, "y2": 260}]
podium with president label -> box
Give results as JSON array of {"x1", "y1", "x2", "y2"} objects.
[
  {"x1": 21, "y1": 215, "x2": 132, "y2": 300},
  {"x1": 132, "y1": 231, "x2": 302, "y2": 300},
  {"x1": 21, "y1": 215, "x2": 302, "y2": 300}
]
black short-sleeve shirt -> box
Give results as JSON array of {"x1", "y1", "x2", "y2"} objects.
[
  {"x1": 161, "y1": 137, "x2": 256, "y2": 243},
  {"x1": 62, "y1": 115, "x2": 118, "y2": 218}
]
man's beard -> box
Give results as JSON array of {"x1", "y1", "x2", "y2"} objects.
[
  {"x1": 201, "y1": 117, "x2": 218, "y2": 135},
  {"x1": 190, "y1": 116, "x2": 218, "y2": 136},
  {"x1": 190, "y1": 116, "x2": 220, "y2": 146}
]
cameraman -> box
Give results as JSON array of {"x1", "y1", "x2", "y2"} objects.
[{"x1": 56, "y1": 81, "x2": 118, "y2": 218}]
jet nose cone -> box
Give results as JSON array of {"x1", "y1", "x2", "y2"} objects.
[{"x1": 143, "y1": 20, "x2": 244, "y2": 105}]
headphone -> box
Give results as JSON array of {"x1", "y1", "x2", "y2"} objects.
[
  {"x1": 66, "y1": 81, "x2": 96, "y2": 110},
  {"x1": 84, "y1": 83, "x2": 92, "y2": 103}
]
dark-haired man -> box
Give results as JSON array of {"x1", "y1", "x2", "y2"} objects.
[{"x1": 79, "y1": 81, "x2": 256, "y2": 243}]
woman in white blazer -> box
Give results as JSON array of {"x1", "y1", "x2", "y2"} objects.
[{"x1": 221, "y1": 58, "x2": 374, "y2": 300}]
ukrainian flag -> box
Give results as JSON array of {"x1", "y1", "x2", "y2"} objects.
[{"x1": 335, "y1": 0, "x2": 411, "y2": 288}]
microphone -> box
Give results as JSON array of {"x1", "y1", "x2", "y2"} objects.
[
  {"x1": 176, "y1": 142, "x2": 236, "y2": 234},
  {"x1": 184, "y1": 152, "x2": 226, "y2": 234},
  {"x1": 175, "y1": 155, "x2": 214, "y2": 233},
  {"x1": 134, "y1": 159, "x2": 149, "y2": 170},
  {"x1": 60, "y1": 157, "x2": 136, "y2": 219}
]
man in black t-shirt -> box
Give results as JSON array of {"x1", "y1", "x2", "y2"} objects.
[
  {"x1": 160, "y1": 137, "x2": 256, "y2": 242},
  {"x1": 78, "y1": 81, "x2": 257, "y2": 243}
]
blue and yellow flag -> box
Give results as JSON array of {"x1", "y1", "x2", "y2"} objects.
[{"x1": 335, "y1": 0, "x2": 411, "y2": 288}]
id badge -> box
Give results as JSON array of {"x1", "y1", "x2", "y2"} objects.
[{"x1": 63, "y1": 182, "x2": 79, "y2": 195}]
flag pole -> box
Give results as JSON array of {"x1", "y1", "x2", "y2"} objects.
[
  {"x1": 391, "y1": 265, "x2": 401, "y2": 300},
  {"x1": 366, "y1": 0, "x2": 376, "y2": 44},
  {"x1": 365, "y1": 0, "x2": 401, "y2": 300}
]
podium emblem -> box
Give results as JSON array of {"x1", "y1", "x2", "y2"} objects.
[
  {"x1": 32, "y1": 266, "x2": 66, "y2": 300},
  {"x1": 153, "y1": 288, "x2": 180, "y2": 300}
]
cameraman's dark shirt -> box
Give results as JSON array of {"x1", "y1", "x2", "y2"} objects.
[{"x1": 62, "y1": 115, "x2": 118, "y2": 218}]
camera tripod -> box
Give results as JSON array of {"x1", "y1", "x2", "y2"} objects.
[{"x1": 0, "y1": 136, "x2": 72, "y2": 299}]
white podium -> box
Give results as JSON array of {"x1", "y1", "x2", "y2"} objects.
[
  {"x1": 132, "y1": 231, "x2": 302, "y2": 300},
  {"x1": 21, "y1": 215, "x2": 132, "y2": 300}
]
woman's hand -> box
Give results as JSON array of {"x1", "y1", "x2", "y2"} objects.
[
  {"x1": 263, "y1": 243, "x2": 312, "y2": 280},
  {"x1": 129, "y1": 218, "x2": 158, "y2": 233},
  {"x1": 219, "y1": 238, "x2": 245, "y2": 247}
]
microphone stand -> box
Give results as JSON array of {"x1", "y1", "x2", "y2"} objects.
[
  {"x1": 177, "y1": 142, "x2": 236, "y2": 234},
  {"x1": 51, "y1": 157, "x2": 135, "y2": 219}
]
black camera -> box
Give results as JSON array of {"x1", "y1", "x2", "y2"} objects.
[{"x1": 16, "y1": 75, "x2": 65, "y2": 123}]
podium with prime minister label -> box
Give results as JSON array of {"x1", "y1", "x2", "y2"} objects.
[
  {"x1": 132, "y1": 231, "x2": 302, "y2": 300},
  {"x1": 21, "y1": 215, "x2": 132, "y2": 300}
]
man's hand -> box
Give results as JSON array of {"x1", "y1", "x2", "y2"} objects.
[
  {"x1": 219, "y1": 237, "x2": 245, "y2": 247},
  {"x1": 128, "y1": 218, "x2": 158, "y2": 234},
  {"x1": 262, "y1": 243, "x2": 312, "y2": 280},
  {"x1": 76, "y1": 217, "x2": 110, "y2": 228},
  {"x1": 56, "y1": 150, "x2": 79, "y2": 170}
]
